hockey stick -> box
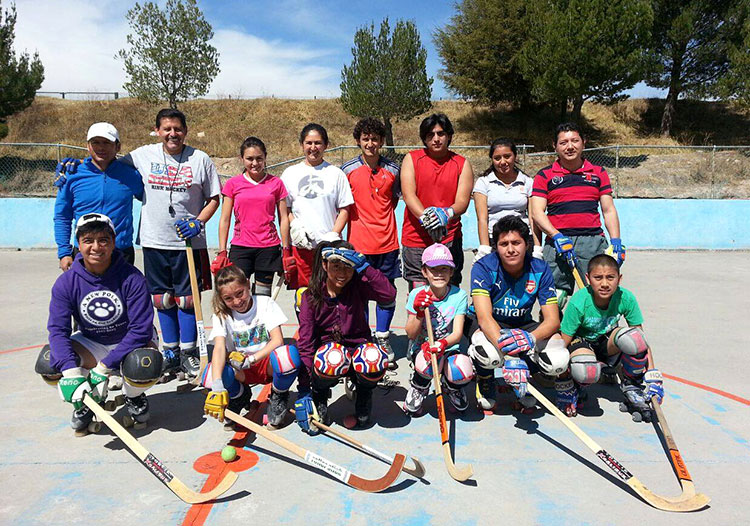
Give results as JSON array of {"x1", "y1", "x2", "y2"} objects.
[
  {"x1": 646, "y1": 352, "x2": 710, "y2": 508},
  {"x1": 566, "y1": 254, "x2": 587, "y2": 290},
  {"x1": 289, "y1": 409, "x2": 426, "y2": 478},
  {"x1": 83, "y1": 394, "x2": 237, "y2": 503},
  {"x1": 185, "y1": 240, "x2": 208, "y2": 386},
  {"x1": 526, "y1": 384, "x2": 708, "y2": 511},
  {"x1": 271, "y1": 272, "x2": 284, "y2": 301},
  {"x1": 224, "y1": 409, "x2": 405, "y2": 492},
  {"x1": 424, "y1": 309, "x2": 474, "y2": 482}
]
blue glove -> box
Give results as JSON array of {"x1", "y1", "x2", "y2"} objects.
[
  {"x1": 321, "y1": 247, "x2": 369, "y2": 273},
  {"x1": 53, "y1": 157, "x2": 82, "y2": 188},
  {"x1": 502, "y1": 357, "x2": 530, "y2": 399},
  {"x1": 497, "y1": 328, "x2": 536, "y2": 356},
  {"x1": 609, "y1": 238, "x2": 626, "y2": 266},
  {"x1": 174, "y1": 217, "x2": 202, "y2": 239},
  {"x1": 643, "y1": 369, "x2": 664, "y2": 404},
  {"x1": 552, "y1": 233, "x2": 577, "y2": 268},
  {"x1": 294, "y1": 394, "x2": 321, "y2": 435},
  {"x1": 421, "y1": 206, "x2": 454, "y2": 230}
]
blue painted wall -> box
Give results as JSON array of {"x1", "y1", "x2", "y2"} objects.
[{"x1": 2, "y1": 197, "x2": 749, "y2": 250}]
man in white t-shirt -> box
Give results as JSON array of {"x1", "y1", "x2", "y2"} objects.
[{"x1": 121, "y1": 108, "x2": 222, "y2": 379}]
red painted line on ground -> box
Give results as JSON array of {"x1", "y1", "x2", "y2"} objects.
[
  {"x1": 664, "y1": 373, "x2": 750, "y2": 406},
  {"x1": 0, "y1": 344, "x2": 43, "y2": 355},
  {"x1": 181, "y1": 384, "x2": 272, "y2": 526}
]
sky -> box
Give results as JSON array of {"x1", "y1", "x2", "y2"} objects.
[{"x1": 12, "y1": 0, "x2": 663, "y2": 100}]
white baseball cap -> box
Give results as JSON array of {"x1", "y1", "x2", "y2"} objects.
[
  {"x1": 75, "y1": 213, "x2": 116, "y2": 237},
  {"x1": 87, "y1": 122, "x2": 119, "y2": 143}
]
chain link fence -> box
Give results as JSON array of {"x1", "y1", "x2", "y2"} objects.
[{"x1": 3, "y1": 142, "x2": 749, "y2": 198}]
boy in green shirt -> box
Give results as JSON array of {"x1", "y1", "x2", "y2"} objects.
[{"x1": 558, "y1": 254, "x2": 664, "y2": 421}]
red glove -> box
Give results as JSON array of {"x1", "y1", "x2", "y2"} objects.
[
  {"x1": 421, "y1": 339, "x2": 447, "y2": 360},
  {"x1": 282, "y1": 247, "x2": 297, "y2": 285},
  {"x1": 210, "y1": 251, "x2": 232, "y2": 275},
  {"x1": 412, "y1": 289, "x2": 436, "y2": 318}
]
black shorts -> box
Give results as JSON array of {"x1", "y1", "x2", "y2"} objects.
[
  {"x1": 365, "y1": 249, "x2": 402, "y2": 280},
  {"x1": 229, "y1": 244, "x2": 282, "y2": 284},
  {"x1": 142, "y1": 247, "x2": 210, "y2": 296},
  {"x1": 401, "y1": 235, "x2": 464, "y2": 286},
  {"x1": 569, "y1": 334, "x2": 611, "y2": 362}
]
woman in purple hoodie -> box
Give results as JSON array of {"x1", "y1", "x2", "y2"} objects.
[
  {"x1": 37, "y1": 213, "x2": 160, "y2": 434},
  {"x1": 294, "y1": 240, "x2": 396, "y2": 430}
]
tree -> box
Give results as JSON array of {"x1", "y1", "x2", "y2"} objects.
[
  {"x1": 716, "y1": 0, "x2": 750, "y2": 108},
  {"x1": 0, "y1": 1, "x2": 44, "y2": 140},
  {"x1": 340, "y1": 18, "x2": 433, "y2": 146},
  {"x1": 434, "y1": 0, "x2": 534, "y2": 110},
  {"x1": 518, "y1": 0, "x2": 653, "y2": 122},
  {"x1": 117, "y1": 0, "x2": 220, "y2": 108},
  {"x1": 645, "y1": 0, "x2": 736, "y2": 137}
]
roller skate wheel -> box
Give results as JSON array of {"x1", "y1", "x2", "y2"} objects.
[
  {"x1": 632, "y1": 412, "x2": 643, "y2": 423},
  {"x1": 619, "y1": 402, "x2": 629, "y2": 413},
  {"x1": 74, "y1": 429, "x2": 89, "y2": 437},
  {"x1": 133, "y1": 421, "x2": 147, "y2": 430},
  {"x1": 122, "y1": 415, "x2": 134, "y2": 428},
  {"x1": 103, "y1": 400, "x2": 117, "y2": 411},
  {"x1": 88, "y1": 421, "x2": 102, "y2": 434},
  {"x1": 344, "y1": 378, "x2": 355, "y2": 401},
  {"x1": 176, "y1": 372, "x2": 186, "y2": 381}
]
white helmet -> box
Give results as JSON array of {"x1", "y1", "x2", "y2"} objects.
[
  {"x1": 535, "y1": 339, "x2": 570, "y2": 376},
  {"x1": 468, "y1": 330, "x2": 504, "y2": 370}
]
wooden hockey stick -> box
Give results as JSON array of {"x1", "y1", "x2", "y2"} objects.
[
  {"x1": 526, "y1": 384, "x2": 708, "y2": 511},
  {"x1": 224, "y1": 409, "x2": 405, "y2": 492},
  {"x1": 289, "y1": 409, "x2": 426, "y2": 478},
  {"x1": 568, "y1": 256, "x2": 587, "y2": 290},
  {"x1": 271, "y1": 272, "x2": 284, "y2": 301},
  {"x1": 83, "y1": 395, "x2": 237, "y2": 503},
  {"x1": 646, "y1": 352, "x2": 710, "y2": 508},
  {"x1": 424, "y1": 309, "x2": 473, "y2": 482},
  {"x1": 185, "y1": 240, "x2": 208, "y2": 386}
]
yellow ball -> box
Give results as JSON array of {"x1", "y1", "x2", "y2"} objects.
[{"x1": 221, "y1": 445, "x2": 237, "y2": 462}]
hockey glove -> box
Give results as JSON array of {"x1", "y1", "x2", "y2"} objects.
[
  {"x1": 497, "y1": 328, "x2": 536, "y2": 356},
  {"x1": 53, "y1": 157, "x2": 81, "y2": 188},
  {"x1": 228, "y1": 351, "x2": 256, "y2": 370},
  {"x1": 473, "y1": 245, "x2": 492, "y2": 264},
  {"x1": 282, "y1": 247, "x2": 297, "y2": 284},
  {"x1": 290, "y1": 219, "x2": 314, "y2": 250},
  {"x1": 174, "y1": 217, "x2": 202, "y2": 240},
  {"x1": 532, "y1": 245, "x2": 544, "y2": 260},
  {"x1": 607, "y1": 238, "x2": 626, "y2": 266},
  {"x1": 321, "y1": 247, "x2": 370, "y2": 273},
  {"x1": 89, "y1": 362, "x2": 112, "y2": 403},
  {"x1": 58, "y1": 368, "x2": 92, "y2": 410},
  {"x1": 421, "y1": 206, "x2": 454, "y2": 230},
  {"x1": 552, "y1": 233, "x2": 577, "y2": 268},
  {"x1": 204, "y1": 383, "x2": 230, "y2": 422},
  {"x1": 294, "y1": 393, "x2": 321, "y2": 435},
  {"x1": 210, "y1": 250, "x2": 232, "y2": 274},
  {"x1": 502, "y1": 357, "x2": 530, "y2": 399},
  {"x1": 412, "y1": 289, "x2": 436, "y2": 318},
  {"x1": 421, "y1": 338, "x2": 447, "y2": 361},
  {"x1": 643, "y1": 368, "x2": 664, "y2": 404}
]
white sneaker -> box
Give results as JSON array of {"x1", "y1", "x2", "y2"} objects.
[{"x1": 404, "y1": 382, "x2": 429, "y2": 414}]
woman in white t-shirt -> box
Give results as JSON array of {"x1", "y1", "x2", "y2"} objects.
[
  {"x1": 280, "y1": 123, "x2": 354, "y2": 289},
  {"x1": 473, "y1": 138, "x2": 541, "y2": 263}
]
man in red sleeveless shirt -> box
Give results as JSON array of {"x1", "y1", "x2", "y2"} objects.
[{"x1": 400, "y1": 114, "x2": 474, "y2": 288}]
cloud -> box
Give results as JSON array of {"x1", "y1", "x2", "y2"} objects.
[{"x1": 11, "y1": 0, "x2": 341, "y2": 98}]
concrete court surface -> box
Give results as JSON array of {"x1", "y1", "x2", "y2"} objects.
[{"x1": 0, "y1": 249, "x2": 748, "y2": 526}]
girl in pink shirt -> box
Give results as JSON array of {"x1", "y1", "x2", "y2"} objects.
[{"x1": 212, "y1": 137, "x2": 290, "y2": 295}]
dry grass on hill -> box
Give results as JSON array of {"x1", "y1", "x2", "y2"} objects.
[{"x1": 5, "y1": 96, "x2": 750, "y2": 166}]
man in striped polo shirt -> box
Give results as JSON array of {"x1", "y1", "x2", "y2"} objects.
[{"x1": 530, "y1": 122, "x2": 625, "y2": 306}]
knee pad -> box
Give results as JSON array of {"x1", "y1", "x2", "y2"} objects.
[
  {"x1": 176, "y1": 295, "x2": 194, "y2": 311},
  {"x1": 35, "y1": 344, "x2": 62, "y2": 386},
  {"x1": 152, "y1": 292, "x2": 176, "y2": 311},
  {"x1": 413, "y1": 349, "x2": 440, "y2": 380},
  {"x1": 313, "y1": 342, "x2": 350, "y2": 378},
  {"x1": 535, "y1": 339, "x2": 570, "y2": 377},
  {"x1": 351, "y1": 342, "x2": 388, "y2": 375},
  {"x1": 444, "y1": 354, "x2": 475, "y2": 386},
  {"x1": 270, "y1": 344, "x2": 301, "y2": 375},
  {"x1": 569, "y1": 354, "x2": 601, "y2": 385},
  {"x1": 121, "y1": 348, "x2": 164, "y2": 389},
  {"x1": 468, "y1": 330, "x2": 504, "y2": 369},
  {"x1": 614, "y1": 327, "x2": 649, "y2": 356}
]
